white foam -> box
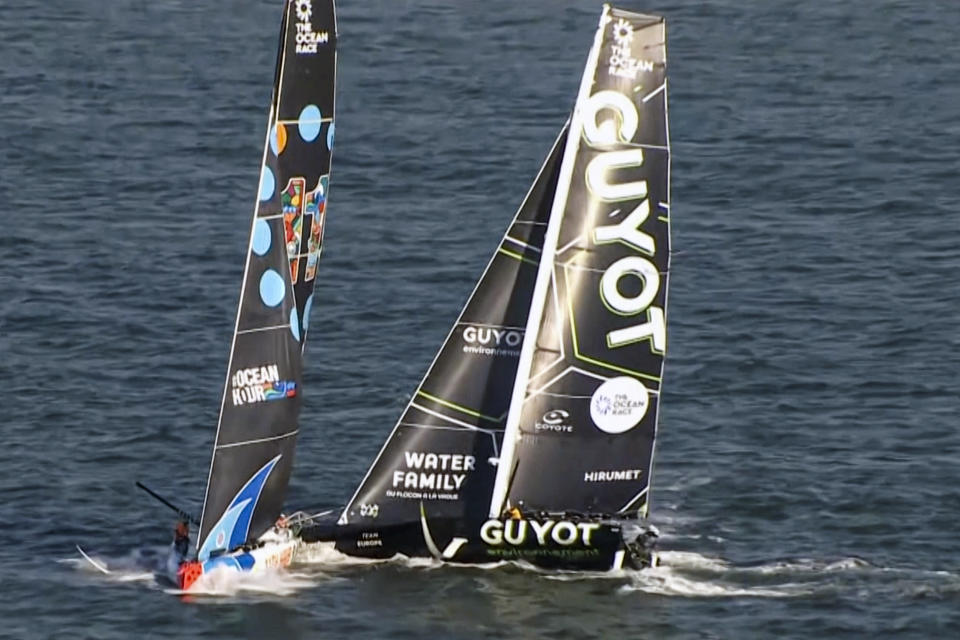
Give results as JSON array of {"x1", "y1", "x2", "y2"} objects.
[
  {"x1": 165, "y1": 565, "x2": 317, "y2": 598},
  {"x1": 655, "y1": 550, "x2": 732, "y2": 572},
  {"x1": 621, "y1": 566, "x2": 811, "y2": 598}
]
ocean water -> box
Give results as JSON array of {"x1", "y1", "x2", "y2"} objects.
[{"x1": 2, "y1": 0, "x2": 959, "y2": 638}]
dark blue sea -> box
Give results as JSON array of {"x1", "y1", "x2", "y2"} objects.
[{"x1": 2, "y1": 0, "x2": 959, "y2": 637}]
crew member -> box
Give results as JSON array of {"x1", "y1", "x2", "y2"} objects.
[{"x1": 173, "y1": 520, "x2": 190, "y2": 558}]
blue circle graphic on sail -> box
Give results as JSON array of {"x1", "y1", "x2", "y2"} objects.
[
  {"x1": 326, "y1": 123, "x2": 335, "y2": 150},
  {"x1": 259, "y1": 269, "x2": 285, "y2": 307},
  {"x1": 303, "y1": 294, "x2": 314, "y2": 330},
  {"x1": 252, "y1": 219, "x2": 271, "y2": 256},
  {"x1": 298, "y1": 105, "x2": 322, "y2": 142},
  {"x1": 290, "y1": 306, "x2": 300, "y2": 341},
  {"x1": 260, "y1": 166, "x2": 275, "y2": 201}
]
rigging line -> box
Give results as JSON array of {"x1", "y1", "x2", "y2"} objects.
[{"x1": 216, "y1": 428, "x2": 299, "y2": 450}]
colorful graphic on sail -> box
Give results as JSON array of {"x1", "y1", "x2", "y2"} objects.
[{"x1": 197, "y1": 0, "x2": 337, "y2": 556}]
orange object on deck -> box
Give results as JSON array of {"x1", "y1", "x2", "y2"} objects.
[{"x1": 177, "y1": 561, "x2": 203, "y2": 591}]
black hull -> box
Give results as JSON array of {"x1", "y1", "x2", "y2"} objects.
[{"x1": 300, "y1": 515, "x2": 656, "y2": 571}]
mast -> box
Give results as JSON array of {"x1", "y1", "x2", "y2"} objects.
[{"x1": 487, "y1": 10, "x2": 608, "y2": 518}]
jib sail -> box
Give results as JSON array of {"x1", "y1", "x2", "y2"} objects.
[
  {"x1": 339, "y1": 125, "x2": 570, "y2": 528},
  {"x1": 489, "y1": 7, "x2": 670, "y2": 519},
  {"x1": 197, "y1": 0, "x2": 337, "y2": 559}
]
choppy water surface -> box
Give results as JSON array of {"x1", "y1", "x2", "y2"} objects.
[{"x1": 2, "y1": 0, "x2": 959, "y2": 638}]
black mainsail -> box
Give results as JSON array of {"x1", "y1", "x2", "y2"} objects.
[
  {"x1": 489, "y1": 7, "x2": 670, "y2": 520},
  {"x1": 337, "y1": 126, "x2": 569, "y2": 530},
  {"x1": 197, "y1": 0, "x2": 337, "y2": 560}
]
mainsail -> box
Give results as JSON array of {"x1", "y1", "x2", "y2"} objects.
[
  {"x1": 197, "y1": 0, "x2": 337, "y2": 559},
  {"x1": 489, "y1": 8, "x2": 670, "y2": 519},
  {"x1": 338, "y1": 126, "x2": 570, "y2": 528}
]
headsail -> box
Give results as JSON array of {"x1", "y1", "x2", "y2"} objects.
[
  {"x1": 339, "y1": 125, "x2": 570, "y2": 527},
  {"x1": 490, "y1": 7, "x2": 670, "y2": 519},
  {"x1": 197, "y1": 0, "x2": 337, "y2": 559}
]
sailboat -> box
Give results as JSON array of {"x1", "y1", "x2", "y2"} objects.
[
  {"x1": 171, "y1": 0, "x2": 338, "y2": 590},
  {"x1": 300, "y1": 5, "x2": 669, "y2": 571}
]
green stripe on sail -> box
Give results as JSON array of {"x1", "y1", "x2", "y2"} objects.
[
  {"x1": 498, "y1": 247, "x2": 539, "y2": 267},
  {"x1": 417, "y1": 391, "x2": 502, "y2": 424}
]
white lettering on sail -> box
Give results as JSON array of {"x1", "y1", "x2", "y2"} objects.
[
  {"x1": 583, "y1": 469, "x2": 643, "y2": 482},
  {"x1": 600, "y1": 256, "x2": 659, "y2": 315},
  {"x1": 294, "y1": 0, "x2": 329, "y2": 55},
  {"x1": 462, "y1": 326, "x2": 523, "y2": 347},
  {"x1": 585, "y1": 149, "x2": 646, "y2": 202},
  {"x1": 461, "y1": 325, "x2": 523, "y2": 357},
  {"x1": 385, "y1": 451, "x2": 477, "y2": 499},
  {"x1": 608, "y1": 18, "x2": 655, "y2": 80},
  {"x1": 582, "y1": 88, "x2": 666, "y2": 357},
  {"x1": 229, "y1": 363, "x2": 297, "y2": 406},
  {"x1": 582, "y1": 90, "x2": 638, "y2": 145},
  {"x1": 607, "y1": 307, "x2": 665, "y2": 352},
  {"x1": 594, "y1": 199, "x2": 655, "y2": 256}
]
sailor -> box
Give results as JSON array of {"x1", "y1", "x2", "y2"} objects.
[
  {"x1": 165, "y1": 520, "x2": 191, "y2": 577},
  {"x1": 173, "y1": 520, "x2": 190, "y2": 558}
]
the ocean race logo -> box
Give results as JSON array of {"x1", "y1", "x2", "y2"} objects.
[
  {"x1": 230, "y1": 363, "x2": 297, "y2": 406},
  {"x1": 461, "y1": 325, "x2": 523, "y2": 358},
  {"x1": 607, "y1": 18, "x2": 654, "y2": 79},
  {"x1": 294, "y1": 0, "x2": 329, "y2": 54},
  {"x1": 589, "y1": 376, "x2": 649, "y2": 434}
]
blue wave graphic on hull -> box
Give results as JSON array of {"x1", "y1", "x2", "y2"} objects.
[{"x1": 202, "y1": 552, "x2": 256, "y2": 574}]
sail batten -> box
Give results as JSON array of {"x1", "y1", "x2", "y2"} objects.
[{"x1": 197, "y1": 0, "x2": 337, "y2": 557}]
